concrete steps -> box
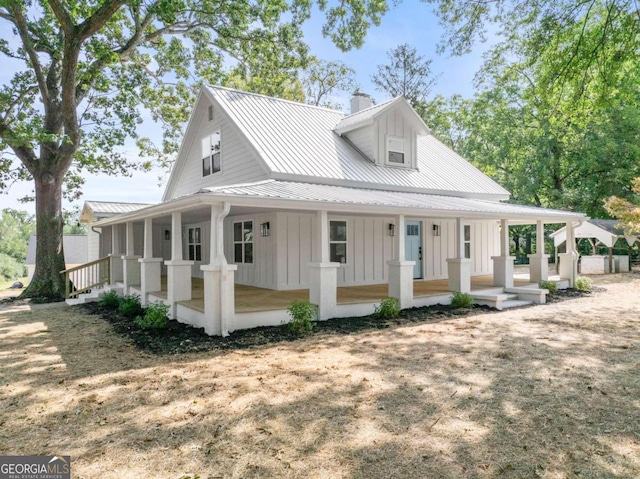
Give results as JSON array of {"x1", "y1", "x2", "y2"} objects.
[
  {"x1": 65, "y1": 285, "x2": 122, "y2": 306},
  {"x1": 469, "y1": 284, "x2": 553, "y2": 311}
]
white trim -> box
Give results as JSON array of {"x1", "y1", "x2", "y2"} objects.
[{"x1": 386, "y1": 135, "x2": 407, "y2": 167}]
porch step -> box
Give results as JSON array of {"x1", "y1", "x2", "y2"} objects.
[
  {"x1": 65, "y1": 285, "x2": 122, "y2": 306},
  {"x1": 499, "y1": 299, "x2": 533, "y2": 310}
]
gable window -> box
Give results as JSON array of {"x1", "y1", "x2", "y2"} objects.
[
  {"x1": 188, "y1": 227, "x2": 202, "y2": 261},
  {"x1": 329, "y1": 220, "x2": 347, "y2": 264},
  {"x1": 387, "y1": 136, "x2": 405, "y2": 164},
  {"x1": 233, "y1": 221, "x2": 253, "y2": 264},
  {"x1": 464, "y1": 225, "x2": 471, "y2": 259},
  {"x1": 202, "y1": 131, "x2": 221, "y2": 177}
]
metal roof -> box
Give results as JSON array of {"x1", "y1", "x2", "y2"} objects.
[
  {"x1": 81, "y1": 201, "x2": 153, "y2": 222},
  {"x1": 333, "y1": 97, "x2": 397, "y2": 132},
  {"x1": 201, "y1": 180, "x2": 584, "y2": 220},
  {"x1": 204, "y1": 86, "x2": 510, "y2": 199},
  {"x1": 549, "y1": 219, "x2": 638, "y2": 247},
  {"x1": 26, "y1": 235, "x2": 88, "y2": 265}
]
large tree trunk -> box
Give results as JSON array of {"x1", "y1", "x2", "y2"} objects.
[{"x1": 21, "y1": 172, "x2": 67, "y2": 300}]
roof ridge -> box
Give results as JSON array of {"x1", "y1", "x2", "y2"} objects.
[
  {"x1": 339, "y1": 96, "x2": 400, "y2": 120},
  {"x1": 86, "y1": 200, "x2": 154, "y2": 205},
  {"x1": 205, "y1": 85, "x2": 346, "y2": 115}
]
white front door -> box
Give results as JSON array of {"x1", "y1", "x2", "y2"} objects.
[{"x1": 405, "y1": 221, "x2": 422, "y2": 279}]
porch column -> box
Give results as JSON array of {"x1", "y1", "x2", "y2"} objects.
[
  {"x1": 122, "y1": 221, "x2": 141, "y2": 294},
  {"x1": 165, "y1": 212, "x2": 194, "y2": 318},
  {"x1": 308, "y1": 210, "x2": 339, "y2": 321},
  {"x1": 387, "y1": 215, "x2": 415, "y2": 309},
  {"x1": 492, "y1": 219, "x2": 515, "y2": 288},
  {"x1": 528, "y1": 220, "x2": 550, "y2": 283},
  {"x1": 558, "y1": 221, "x2": 578, "y2": 287},
  {"x1": 109, "y1": 224, "x2": 124, "y2": 283},
  {"x1": 446, "y1": 217, "x2": 472, "y2": 293},
  {"x1": 201, "y1": 202, "x2": 237, "y2": 336},
  {"x1": 138, "y1": 218, "x2": 163, "y2": 305}
]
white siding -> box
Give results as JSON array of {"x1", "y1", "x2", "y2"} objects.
[
  {"x1": 224, "y1": 212, "x2": 278, "y2": 289},
  {"x1": 275, "y1": 212, "x2": 316, "y2": 290},
  {"x1": 344, "y1": 126, "x2": 374, "y2": 162},
  {"x1": 170, "y1": 102, "x2": 268, "y2": 199},
  {"x1": 423, "y1": 219, "x2": 499, "y2": 279},
  {"x1": 87, "y1": 227, "x2": 100, "y2": 262},
  {"x1": 375, "y1": 106, "x2": 416, "y2": 168}
]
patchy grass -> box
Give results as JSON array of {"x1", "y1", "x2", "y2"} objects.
[{"x1": 0, "y1": 272, "x2": 639, "y2": 478}]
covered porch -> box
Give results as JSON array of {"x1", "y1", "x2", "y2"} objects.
[{"x1": 83, "y1": 185, "x2": 585, "y2": 336}]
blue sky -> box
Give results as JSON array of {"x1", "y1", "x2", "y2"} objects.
[{"x1": 0, "y1": 2, "x2": 493, "y2": 215}]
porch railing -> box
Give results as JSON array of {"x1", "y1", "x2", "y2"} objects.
[{"x1": 61, "y1": 256, "x2": 111, "y2": 299}]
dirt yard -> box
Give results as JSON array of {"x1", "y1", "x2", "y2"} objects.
[{"x1": 1, "y1": 273, "x2": 639, "y2": 479}]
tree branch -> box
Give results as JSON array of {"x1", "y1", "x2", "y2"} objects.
[
  {"x1": 0, "y1": 121, "x2": 38, "y2": 171},
  {"x1": 9, "y1": 5, "x2": 50, "y2": 105},
  {"x1": 76, "y1": 0, "x2": 128, "y2": 41},
  {"x1": 47, "y1": 0, "x2": 74, "y2": 36}
]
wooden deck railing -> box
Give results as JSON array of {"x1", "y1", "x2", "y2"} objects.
[{"x1": 61, "y1": 256, "x2": 111, "y2": 299}]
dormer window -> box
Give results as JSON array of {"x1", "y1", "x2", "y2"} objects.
[
  {"x1": 202, "y1": 131, "x2": 221, "y2": 177},
  {"x1": 386, "y1": 136, "x2": 405, "y2": 165}
]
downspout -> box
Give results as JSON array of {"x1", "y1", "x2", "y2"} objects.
[{"x1": 91, "y1": 225, "x2": 103, "y2": 257}]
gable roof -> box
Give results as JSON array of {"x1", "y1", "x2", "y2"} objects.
[
  {"x1": 81, "y1": 201, "x2": 153, "y2": 222},
  {"x1": 200, "y1": 86, "x2": 510, "y2": 200},
  {"x1": 333, "y1": 96, "x2": 430, "y2": 135},
  {"x1": 550, "y1": 218, "x2": 638, "y2": 248},
  {"x1": 26, "y1": 235, "x2": 88, "y2": 265}
]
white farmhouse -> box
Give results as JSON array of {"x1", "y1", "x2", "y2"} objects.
[{"x1": 76, "y1": 86, "x2": 586, "y2": 335}]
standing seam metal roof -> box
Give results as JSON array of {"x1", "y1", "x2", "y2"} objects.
[
  {"x1": 205, "y1": 86, "x2": 510, "y2": 199},
  {"x1": 201, "y1": 180, "x2": 583, "y2": 219}
]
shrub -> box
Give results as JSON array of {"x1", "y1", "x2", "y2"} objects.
[
  {"x1": 538, "y1": 280, "x2": 558, "y2": 294},
  {"x1": 287, "y1": 300, "x2": 317, "y2": 334},
  {"x1": 98, "y1": 290, "x2": 121, "y2": 309},
  {"x1": 118, "y1": 294, "x2": 144, "y2": 318},
  {"x1": 374, "y1": 297, "x2": 400, "y2": 319},
  {"x1": 135, "y1": 302, "x2": 169, "y2": 330},
  {"x1": 450, "y1": 291, "x2": 474, "y2": 309},
  {"x1": 575, "y1": 276, "x2": 592, "y2": 292},
  {"x1": 0, "y1": 253, "x2": 26, "y2": 282}
]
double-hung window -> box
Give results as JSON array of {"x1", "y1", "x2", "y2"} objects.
[
  {"x1": 202, "y1": 131, "x2": 221, "y2": 177},
  {"x1": 464, "y1": 225, "x2": 471, "y2": 259},
  {"x1": 329, "y1": 220, "x2": 347, "y2": 264},
  {"x1": 233, "y1": 221, "x2": 253, "y2": 264},
  {"x1": 188, "y1": 227, "x2": 202, "y2": 261},
  {"x1": 386, "y1": 136, "x2": 405, "y2": 165}
]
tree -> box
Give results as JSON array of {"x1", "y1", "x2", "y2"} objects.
[
  {"x1": 300, "y1": 57, "x2": 358, "y2": 109},
  {"x1": 605, "y1": 178, "x2": 640, "y2": 235},
  {"x1": 371, "y1": 43, "x2": 438, "y2": 107},
  {"x1": 0, "y1": 0, "x2": 387, "y2": 300},
  {"x1": 0, "y1": 208, "x2": 35, "y2": 262}
]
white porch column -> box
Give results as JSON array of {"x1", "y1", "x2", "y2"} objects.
[
  {"x1": 308, "y1": 210, "x2": 339, "y2": 321},
  {"x1": 528, "y1": 220, "x2": 550, "y2": 283},
  {"x1": 109, "y1": 224, "x2": 124, "y2": 283},
  {"x1": 492, "y1": 219, "x2": 515, "y2": 288},
  {"x1": 122, "y1": 221, "x2": 141, "y2": 294},
  {"x1": 138, "y1": 217, "x2": 163, "y2": 305},
  {"x1": 201, "y1": 202, "x2": 237, "y2": 336},
  {"x1": 165, "y1": 212, "x2": 194, "y2": 318},
  {"x1": 446, "y1": 217, "x2": 472, "y2": 293},
  {"x1": 558, "y1": 221, "x2": 578, "y2": 287},
  {"x1": 387, "y1": 215, "x2": 415, "y2": 309}
]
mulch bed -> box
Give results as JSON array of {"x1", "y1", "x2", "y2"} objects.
[{"x1": 79, "y1": 287, "x2": 591, "y2": 356}]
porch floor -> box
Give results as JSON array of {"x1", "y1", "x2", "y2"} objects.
[{"x1": 148, "y1": 275, "x2": 531, "y2": 314}]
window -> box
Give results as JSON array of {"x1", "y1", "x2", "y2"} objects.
[
  {"x1": 202, "y1": 131, "x2": 221, "y2": 177},
  {"x1": 188, "y1": 227, "x2": 202, "y2": 261},
  {"x1": 330, "y1": 220, "x2": 347, "y2": 264},
  {"x1": 233, "y1": 221, "x2": 253, "y2": 264},
  {"x1": 407, "y1": 224, "x2": 419, "y2": 236},
  {"x1": 464, "y1": 224, "x2": 471, "y2": 259},
  {"x1": 387, "y1": 136, "x2": 405, "y2": 164}
]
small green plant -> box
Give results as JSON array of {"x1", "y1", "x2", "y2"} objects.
[
  {"x1": 117, "y1": 294, "x2": 144, "y2": 318},
  {"x1": 538, "y1": 280, "x2": 558, "y2": 294},
  {"x1": 374, "y1": 297, "x2": 400, "y2": 319},
  {"x1": 575, "y1": 276, "x2": 592, "y2": 292},
  {"x1": 135, "y1": 302, "x2": 169, "y2": 330},
  {"x1": 98, "y1": 290, "x2": 121, "y2": 309},
  {"x1": 287, "y1": 300, "x2": 316, "y2": 334},
  {"x1": 450, "y1": 291, "x2": 474, "y2": 309}
]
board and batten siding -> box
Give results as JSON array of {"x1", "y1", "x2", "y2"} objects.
[
  {"x1": 374, "y1": 106, "x2": 417, "y2": 167},
  {"x1": 170, "y1": 102, "x2": 268, "y2": 199},
  {"x1": 422, "y1": 219, "x2": 499, "y2": 279},
  {"x1": 224, "y1": 213, "x2": 278, "y2": 289}
]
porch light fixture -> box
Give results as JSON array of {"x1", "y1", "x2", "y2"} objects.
[
  {"x1": 260, "y1": 222, "x2": 270, "y2": 237},
  {"x1": 164, "y1": 229, "x2": 171, "y2": 240},
  {"x1": 432, "y1": 224, "x2": 440, "y2": 237},
  {"x1": 388, "y1": 223, "x2": 396, "y2": 237}
]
